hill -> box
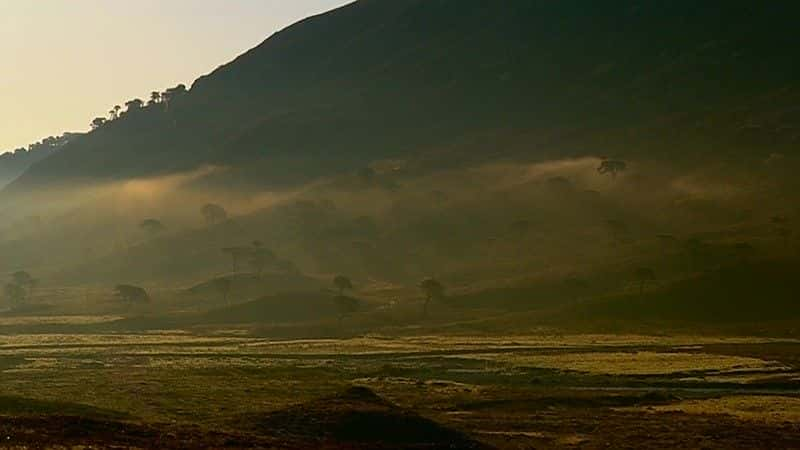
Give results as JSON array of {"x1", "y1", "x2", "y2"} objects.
[
  {"x1": 0, "y1": 133, "x2": 80, "y2": 188},
  {"x1": 5, "y1": 0, "x2": 800, "y2": 196}
]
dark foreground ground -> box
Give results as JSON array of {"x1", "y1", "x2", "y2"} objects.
[{"x1": 0, "y1": 334, "x2": 797, "y2": 449}]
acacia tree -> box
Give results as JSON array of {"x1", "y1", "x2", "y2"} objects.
[
  {"x1": 222, "y1": 246, "x2": 251, "y2": 273},
  {"x1": 333, "y1": 275, "x2": 353, "y2": 295},
  {"x1": 125, "y1": 99, "x2": 144, "y2": 113},
  {"x1": 419, "y1": 278, "x2": 445, "y2": 317},
  {"x1": 114, "y1": 284, "x2": 150, "y2": 303},
  {"x1": 201, "y1": 203, "x2": 228, "y2": 225},
  {"x1": 149, "y1": 91, "x2": 162, "y2": 105},
  {"x1": 4, "y1": 283, "x2": 25, "y2": 307},
  {"x1": 597, "y1": 158, "x2": 627, "y2": 178},
  {"x1": 214, "y1": 277, "x2": 232, "y2": 305},
  {"x1": 248, "y1": 242, "x2": 275, "y2": 276},
  {"x1": 90, "y1": 117, "x2": 107, "y2": 129},
  {"x1": 139, "y1": 219, "x2": 165, "y2": 236}
]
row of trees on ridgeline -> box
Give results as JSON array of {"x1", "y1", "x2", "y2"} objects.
[{"x1": 90, "y1": 84, "x2": 188, "y2": 130}]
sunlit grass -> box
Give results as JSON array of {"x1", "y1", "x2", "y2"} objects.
[
  {"x1": 638, "y1": 395, "x2": 800, "y2": 423},
  {"x1": 465, "y1": 351, "x2": 785, "y2": 376}
]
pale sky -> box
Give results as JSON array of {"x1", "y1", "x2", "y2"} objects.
[{"x1": 0, "y1": 0, "x2": 351, "y2": 152}]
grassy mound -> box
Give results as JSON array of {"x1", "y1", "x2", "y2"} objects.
[{"x1": 246, "y1": 386, "x2": 489, "y2": 449}]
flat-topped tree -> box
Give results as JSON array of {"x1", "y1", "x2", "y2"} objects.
[
  {"x1": 139, "y1": 219, "x2": 165, "y2": 236},
  {"x1": 213, "y1": 277, "x2": 232, "y2": 305},
  {"x1": 248, "y1": 241, "x2": 275, "y2": 276},
  {"x1": 114, "y1": 284, "x2": 150, "y2": 303},
  {"x1": 597, "y1": 158, "x2": 627, "y2": 179},
  {"x1": 333, "y1": 275, "x2": 353, "y2": 295},
  {"x1": 125, "y1": 99, "x2": 144, "y2": 113},
  {"x1": 419, "y1": 278, "x2": 445, "y2": 317},
  {"x1": 222, "y1": 246, "x2": 251, "y2": 273},
  {"x1": 3, "y1": 283, "x2": 25, "y2": 307},
  {"x1": 201, "y1": 203, "x2": 227, "y2": 225}
]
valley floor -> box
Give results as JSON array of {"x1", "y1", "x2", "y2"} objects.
[{"x1": 0, "y1": 326, "x2": 797, "y2": 448}]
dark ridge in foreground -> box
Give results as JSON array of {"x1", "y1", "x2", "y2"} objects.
[{"x1": 244, "y1": 386, "x2": 491, "y2": 449}]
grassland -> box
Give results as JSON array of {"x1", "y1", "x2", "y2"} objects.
[{"x1": 0, "y1": 326, "x2": 796, "y2": 448}]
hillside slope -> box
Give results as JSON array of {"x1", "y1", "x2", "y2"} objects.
[{"x1": 5, "y1": 0, "x2": 800, "y2": 195}]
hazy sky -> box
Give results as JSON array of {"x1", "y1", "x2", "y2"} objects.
[{"x1": 0, "y1": 0, "x2": 351, "y2": 152}]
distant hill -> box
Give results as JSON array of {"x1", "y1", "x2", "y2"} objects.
[
  {"x1": 543, "y1": 259, "x2": 800, "y2": 333},
  {"x1": 5, "y1": 0, "x2": 800, "y2": 195},
  {"x1": 0, "y1": 133, "x2": 80, "y2": 188}
]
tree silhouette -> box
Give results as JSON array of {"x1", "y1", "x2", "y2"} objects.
[
  {"x1": 634, "y1": 267, "x2": 656, "y2": 295},
  {"x1": 114, "y1": 284, "x2": 150, "y2": 303},
  {"x1": 4, "y1": 271, "x2": 36, "y2": 307},
  {"x1": 125, "y1": 99, "x2": 144, "y2": 112},
  {"x1": 248, "y1": 242, "x2": 275, "y2": 276},
  {"x1": 91, "y1": 117, "x2": 107, "y2": 129},
  {"x1": 333, "y1": 275, "x2": 353, "y2": 295},
  {"x1": 162, "y1": 84, "x2": 187, "y2": 109},
  {"x1": 139, "y1": 219, "x2": 165, "y2": 236},
  {"x1": 148, "y1": 91, "x2": 162, "y2": 106},
  {"x1": 201, "y1": 203, "x2": 228, "y2": 225},
  {"x1": 222, "y1": 246, "x2": 251, "y2": 273},
  {"x1": 109, "y1": 105, "x2": 121, "y2": 120},
  {"x1": 419, "y1": 278, "x2": 445, "y2": 317},
  {"x1": 4, "y1": 283, "x2": 25, "y2": 307},
  {"x1": 214, "y1": 277, "x2": 232, "y2": 305},
  {"x1": 597, "y1": 159, "x2": 627, "y2": 178}
]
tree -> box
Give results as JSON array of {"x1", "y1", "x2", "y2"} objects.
[
  {"x1": 201, "y1": 203, "x2": 228, "y2": 225},
  {"x1": 4, "y1": 283, "x2": 25, "y2": 307},
  {"x1": 419, "y1": 278, "x2": 445, "y2": 317},
  {"x1": 11, "y1": 271, "x2": 36, "y2": 290},
  {"x1": 149, "y1": 91, "x2": 162, "y2": 105},
  {"x1": 139, "y1": 219, "x2": 165, "y2": 236},
  {"x1": 114, "y1": 284, "x2": 150, "y2": 303},
  {"x1": 109, "y1": 105, "x2": 121, "y2": 120},
  {"x1": 213, "y1": 277, "x2": 232, "y2": 305},
  {"x1": 222, "y1": 246, "x2": 251, "y2": 273},
  {"x1": 333, "y1": 275, "x2": 353, "y2": 295},
  {"x1": 90, "y1": 117, "x2": 107, "y2": 129},
  {"x1": 125, "y1": 99, "x2": 144, "y2": 112},
  {"x1": 162, "y1": 84, "x2": 187, "y2": 108},
  {"x1": 248, "y1": 242, "x2": 275, "y2": 276},
  {"x1": 12, "y1": 271, "x2": 36, "y2": 297},
  {"x1": 4, "y1": 271, "x2": 36, "y2": 307},
  {"x1": 597, "y1": 158, "x2": 627, "y2": 178},
  {"x1": 634, "y1": 267, "x2": 656, "y2": 295}
]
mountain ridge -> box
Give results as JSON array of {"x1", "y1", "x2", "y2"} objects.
[{"x1": 5, "y1": 0, "x2": 800, "y2": 196}]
